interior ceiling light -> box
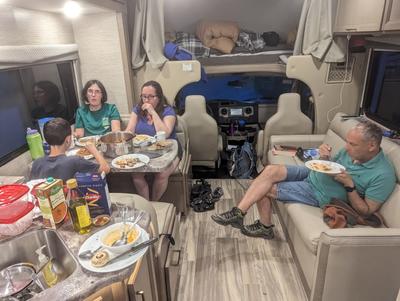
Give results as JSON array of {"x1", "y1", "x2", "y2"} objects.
[{"x1": 63, "y1": 1, "x2": 82, "y2": 18}]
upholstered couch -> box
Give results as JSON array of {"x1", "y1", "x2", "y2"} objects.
[{"x1": 266, "y1": 113, "x2": 400, "y2": 301}]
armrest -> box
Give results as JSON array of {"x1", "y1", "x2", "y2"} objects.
[
  {"x1": 311, "y1": 228, "x2": 400, "y2": 301},
  {"x1": 256, "y1": 130, "x2": 264, "y2": 158},
  {"x1": 269, "y1": 134, "x2": 326, "y2": 150},
  {"x1": 322, "y1": 227, "x2": 400, "y2": 241}
]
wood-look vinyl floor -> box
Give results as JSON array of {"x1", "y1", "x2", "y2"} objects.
[{"x1": 176, "y1": 179, "x2": 308, "y2": 301}]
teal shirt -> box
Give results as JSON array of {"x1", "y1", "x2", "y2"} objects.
[
  {"x1": 308, "y1": 149, "x2": 396, "y2": 208},
  {"x1": 75, "y1": 103, "x2": 121, "y2": 136}
]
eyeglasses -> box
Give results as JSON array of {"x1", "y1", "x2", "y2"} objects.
[
  {"x1": 140, "y1": 94, "x2": 157, "y2": 101},
  {"x1": 87, "y1": 89, "x2": 102, "y2": 95}
]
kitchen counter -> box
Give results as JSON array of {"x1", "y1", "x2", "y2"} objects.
[{"x1": 30, "y1": 210, "x2": 151, "y2": 301}]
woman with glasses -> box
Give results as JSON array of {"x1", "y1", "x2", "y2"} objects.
[
  {"x1": 125, "y1": 80, "x2": 181, "y2": 201},
  {"x1": 75, "y1": 79, "x2": 121, "y2": 137}
]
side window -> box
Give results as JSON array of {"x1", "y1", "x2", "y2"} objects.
[{"x1": 0, "y1": 61, "x2": 79, "y2": 166}]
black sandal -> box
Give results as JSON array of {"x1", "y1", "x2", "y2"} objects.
[
  {"x1": 211, "y1": 187, "x2": 224, "y2": 201},
  {"x1": 190, "y1": 179, "x2": 211, "y2": 200}
]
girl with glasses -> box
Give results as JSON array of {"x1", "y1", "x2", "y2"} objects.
[
  {"x1": 125, "y1": 80, "x2": 182, "y2": 201},
  {"x1": 75, "y1": 79, "x2": 121, "y2": 137}
]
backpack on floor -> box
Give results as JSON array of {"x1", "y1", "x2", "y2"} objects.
[{"x1": 228, "y1": 142, "x2": 256, "y2": 179}]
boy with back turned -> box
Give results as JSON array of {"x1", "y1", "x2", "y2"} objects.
[{"x1": 30, "y1": 118, "x2": 110, "y2": 182}]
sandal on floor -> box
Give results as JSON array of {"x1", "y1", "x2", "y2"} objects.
[
  {"x1": 190, "y1": 179, "x2": 211, "y2": 200},
  {"x1": 211, "y1": 187, "x2": 224, "y2": 202}
]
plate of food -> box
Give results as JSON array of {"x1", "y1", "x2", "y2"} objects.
[
  {"x1": 78, "y1": 224, "x2": 149, "y2": 273},
  {"x1": 66, "y1": 148, "x2": 94, "y2": 160},
  {"x1": 132, "y1": 134, "x2": 155, "y2": 147},
  {"x1": 111, "y1": 154, "x2": 150, "y2": 170},
  {"x1": 146, "y1": 140, "x2": 173, "y2": 151},
  {"x1": 305, "y1": 160, "x2": 345, "y2": 174},
  {"x1": 75, "y1": 135, "x2": 99, "y2": 147}
]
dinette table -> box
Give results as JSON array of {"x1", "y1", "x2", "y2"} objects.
[{"x1": 106, "y1": 139, "x2": 178, "y2": 173}]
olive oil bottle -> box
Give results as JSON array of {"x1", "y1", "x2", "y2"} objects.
[{"x1": 66, "y1": 179, "x2": 91, "y2": 234}]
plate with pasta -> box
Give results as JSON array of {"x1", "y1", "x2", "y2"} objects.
[
  {"x1": 305, "y1": 160, "x2": 345, "y2": 174},
  {"x1": 132, "y1": 134, "x2": 155, "y2": 147},
  {"x1": 66, "y1": 148, "x2": 94, "y2": 160},
  {"x1": 111, "y1": 154, "x2": 150, "y2": 170}
]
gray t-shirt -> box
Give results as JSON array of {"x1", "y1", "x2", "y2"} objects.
[{"x1": 30, "y1": 155, "x2": 99, "y2": 182}]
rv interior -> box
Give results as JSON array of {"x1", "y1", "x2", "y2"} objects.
[{"x1": 1, "y1": 0, "x2": 400, "y2": 300}]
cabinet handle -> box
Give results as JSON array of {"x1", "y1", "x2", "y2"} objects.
[
  {"x1": 136, "y1": 290, "x2": 146, "y2": 301},
  {"x1": 345, "y1": 28, "x2": 357, "y2": 31}
]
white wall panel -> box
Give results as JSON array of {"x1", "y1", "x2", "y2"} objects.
[
  {"x1": 72, "y1": 12, "x2": 131, "y2": 115},
  {"x1": 0, "y1": 6, "x2": 74, "y2": 46}
]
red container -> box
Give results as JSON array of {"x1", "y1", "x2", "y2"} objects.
[{"x1": 0, "y1": 185, "x2": 34, "y2": 236}]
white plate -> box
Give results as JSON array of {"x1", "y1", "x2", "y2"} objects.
[
  {"x1": 111, "y1": 154, "x2": 150, "y2": 170},
  {"x1": 66, "y1": 148, "x2": 94, "y2": 160},
  {"x1": 305, "y1": 160, "x2": 346, "y2": 174},
  {"x1": 75, "y1": 135, "x2": 99, "y2": 147},
  {"x1": 132, "y1": 134, "x2": 155, "y2": 147},
  {"x1": 78, "y1": 225, "x2": 149, "y2": 273}
]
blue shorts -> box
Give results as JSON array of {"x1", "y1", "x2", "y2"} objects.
[{"x1": 276, "y1": 165, "x2": 319, "y2": 207}]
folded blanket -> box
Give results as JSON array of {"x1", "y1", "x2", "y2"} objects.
[{"x1": 196, "y1": 20, "x2": 240, "y2": 54}]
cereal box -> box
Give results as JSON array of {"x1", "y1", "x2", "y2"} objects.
[{"x1": 75, "y1": 173, "x2": 112, "y2": 218}]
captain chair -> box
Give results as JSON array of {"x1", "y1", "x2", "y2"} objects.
[
  {"x1": 257, "y1": 93, "x2": 313, "y2": 166},
  {"x1": 181, "y1": 95, "x2": 221, "y2": 168}
]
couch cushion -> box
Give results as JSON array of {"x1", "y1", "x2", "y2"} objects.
[
  {"x1": 267, "y1": 150, "x2": 304, "y2": 166},
  {"x1": 285, "y1": 202, "x2": 330, "y2": 254}
]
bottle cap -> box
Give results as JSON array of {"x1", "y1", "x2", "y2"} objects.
[
  {"x1": 66, "y1": 179, "x2": 77, "y2": 189},
  {"x1": 46, "y1": 177, "x2": 54, "y2": 183},
  {"x1": 27, "y1": 128, "x2": 38, "y2": 135}
]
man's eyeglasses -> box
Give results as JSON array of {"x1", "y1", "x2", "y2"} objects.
[
  {"x1": 87, "y1": 89, "x2": 102, "y2": 95},
  {"x1": 140, "y1": 94, "x2": 157, "y2": 101}
]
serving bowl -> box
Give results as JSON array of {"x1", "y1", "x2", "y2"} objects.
[
  {"x1": 99, "y1": 222, "x2": 141, "y2": 254},
  {"x1": 99, "y1": 131, "x2": 134, "y2": 158}
]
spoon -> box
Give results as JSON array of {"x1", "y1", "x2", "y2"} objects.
[
  {"x1": 112, "y1": 206, "x2": 128, "y2": 247},
  {"x1": 78, "y1": 245, "x2": 102, "y2": 260}
]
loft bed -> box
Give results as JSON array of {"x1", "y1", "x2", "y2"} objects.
[
  {"x1": 198, "y1": 49, "x2": 292, "y2": 74},
  {"x1": 170, "y1": 31, "x2": 292, "y2": 75}
]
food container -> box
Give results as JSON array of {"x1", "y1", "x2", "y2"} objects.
[
  {"x1": 99, "y1": 131, "x2": 134, "y2": 158},
  {"x1": 100, "y1": 222, "x2": 141, "y2": 254},
  {"x1": 0, "y1": 185, "x2": 34, "y2": 236}
]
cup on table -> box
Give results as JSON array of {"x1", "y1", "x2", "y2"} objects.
[
  {"x1": 154, "y1": 131, "x2": 166, "y2": 142},
  {"x1": 114, "y1": 202, "x2": 141, "y2": 223}
]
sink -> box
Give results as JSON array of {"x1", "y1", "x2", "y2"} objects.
[{"x1": 0, "y1": 228, "x2": 77, "y2": 292}]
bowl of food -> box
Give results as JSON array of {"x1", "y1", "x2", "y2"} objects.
[
  {"x1": 99, "y1": 131, "x2": 134, "y2": 158},
  {"x1": 99, "y1": 222, "x2": 141, "y2": 254}
]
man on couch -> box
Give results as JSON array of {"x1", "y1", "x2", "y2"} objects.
[{"x1": 212, "y1": 119, "x2": 396, "y2": 239}]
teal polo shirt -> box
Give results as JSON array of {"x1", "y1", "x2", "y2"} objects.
[
  {"x1": 308, "y1": 149, "x2": 396, "y2": 208},
  {"x1": 75, "y1": 103, "x2": 121, "y2": 136}
]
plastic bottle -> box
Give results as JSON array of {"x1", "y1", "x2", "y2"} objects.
[
  {"x1": 35, "y1": 245, "x2": 58, "y2": 287},
  {"x1": 26, "y1": 128, "x2": 45, "y2": 160},
  {"x1": 66, "y1": 179, "x2": 92, "y2": 234}
]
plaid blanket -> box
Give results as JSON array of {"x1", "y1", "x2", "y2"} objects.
[
  {"x1": 175, "y1": 32, "x2": 210, "y2": 58},
  {"x1": 236, "y1": 31, "x2": 265, "y2": 52}
]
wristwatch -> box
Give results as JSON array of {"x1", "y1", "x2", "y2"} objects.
[{"x1": 344, "y1": 185, "x2": 356, "y2": 192}]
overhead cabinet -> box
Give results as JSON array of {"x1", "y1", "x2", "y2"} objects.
[
  {"x1": 334, "y1": 0, "x2": 386, "y2": 33},
  {"x1": 382, "y1": 0, "x2": 400, "y2": 31}
]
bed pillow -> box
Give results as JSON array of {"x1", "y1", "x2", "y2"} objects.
[{"x1": 196, "y1": 20, "x2": 239, "y2": 54}]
